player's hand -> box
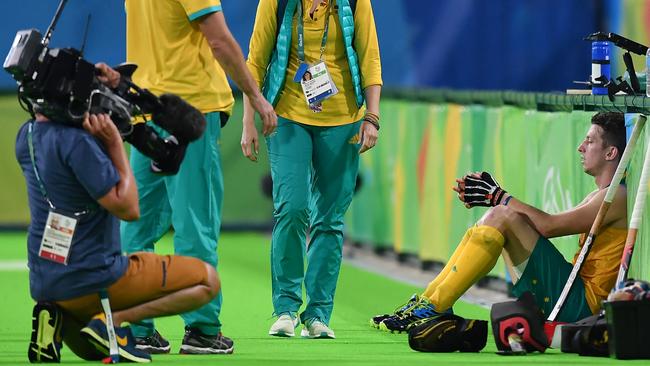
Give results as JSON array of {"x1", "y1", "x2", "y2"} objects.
[
  {"x1": 359, "y1": 120, "x2": 378, "y2": 154},
  {"x1": 458, "y1": 171, "x2": 507, "y2": 207},
  {"x1": 82, "y1": 113, "x2": 121, "y2": 147},
  {"x1": 241, "y1": 118, "x2": 260, "y2": 162},
  {"x1": 94, "y1": 63, "x2": 121, "y2": 89},
  {"x1": 452, "y1": 177, "x2": 470, "y2": 207},
  {"x1": 250, "y1": 95, "x2": 277, "y2": 136}
]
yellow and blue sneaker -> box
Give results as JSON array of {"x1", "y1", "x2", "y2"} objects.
[{"x1": 80, "y1": 314, "x2": 151, "y2": 363}]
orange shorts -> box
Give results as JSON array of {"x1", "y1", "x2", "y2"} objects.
[{"x1": 56, "y1": 252, "x2": 209, "y2": 322}]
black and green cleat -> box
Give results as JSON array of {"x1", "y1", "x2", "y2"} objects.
[
  {"x1": 380, "y1": 298, "x2": 448, "y2": 334},
  {"x1": 28, "y1": 302, "x2": 63, "y2": 363},
  {"x1": 369, "y1": 294, "x2": 421, "y2": 329}
]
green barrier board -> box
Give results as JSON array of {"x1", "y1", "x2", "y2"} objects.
[{"x1": 348, "y1": 95, "x2": 650, "y2": 282}]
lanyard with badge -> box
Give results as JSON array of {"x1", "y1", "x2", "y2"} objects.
[
  {"x1": 28, "y1": 122, "x2": 90, "y2": 265},
  {"x1": 293, "y1": 0, "x2": 338, "y2": 112}
]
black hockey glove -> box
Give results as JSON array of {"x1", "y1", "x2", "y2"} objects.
[{"x1": 462, "y1": 172, "x2": 507, "y2": 207}]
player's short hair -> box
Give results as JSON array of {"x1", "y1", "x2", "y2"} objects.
[{"x1": 591, "y1": 112, "x2": 626, "y2": 159}]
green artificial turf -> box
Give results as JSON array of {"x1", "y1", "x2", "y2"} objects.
[{"x1": 0, "y1": 232, "x2": 647, "y2": 365}]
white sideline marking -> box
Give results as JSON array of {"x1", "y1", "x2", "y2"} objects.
[{"x1": 0, "y1": 260, "x2": 28, "y2": 271}]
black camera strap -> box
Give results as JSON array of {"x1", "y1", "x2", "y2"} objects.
[{"x1": 27, "y1": 121, "x2": 92, "y2": 217}]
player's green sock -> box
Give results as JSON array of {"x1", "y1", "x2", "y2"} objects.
[{"x1": 428, "y1": 225, "x2": 504, "y2": 311}]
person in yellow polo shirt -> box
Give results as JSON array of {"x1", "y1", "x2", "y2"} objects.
[
  {"x1": 371, "y1": 112, "x2": 628, "y2": 333},
  {"x1": 242, "y1": 0, "x2": 382, "y2": 339},
  {"x1": 122, "y1": 0, "x2": 277, "y2": 355}
]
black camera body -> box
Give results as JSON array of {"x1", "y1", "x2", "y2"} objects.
[
  {"x1": 4, "y1": 26, "x2": 206, "y2": 175},
  {"x1": 5, "y1": 29, "x2": 134, "y2": 132}
]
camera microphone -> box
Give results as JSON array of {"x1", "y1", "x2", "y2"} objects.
[
  {"x1": 152, "y1": 94, "x2": 206, "y2": 144},
  {"x1": 124, "y1": 123, "x2": 187, "y2": 175}
]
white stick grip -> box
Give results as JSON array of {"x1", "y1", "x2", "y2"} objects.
[
  {"x1": 630, "y1": 139, "x2": 650, "y2": 229},
  {"x1": 605, "y1": 115, "x2": 647, "y2": 202},
  {"x1": 615, "y1": 116, "x2": 650, "y2": 284},
  {"x1": 99, "y1": 290, "x2": 120, "y2": 362}
]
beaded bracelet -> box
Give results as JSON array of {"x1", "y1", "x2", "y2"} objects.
[{"x1": 364, "y1": 112, "x2": 380, "y2": 131}]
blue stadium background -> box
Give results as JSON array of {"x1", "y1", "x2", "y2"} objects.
[{"x1": 0, "y1": 0, "x2": 618, "y2": 92}]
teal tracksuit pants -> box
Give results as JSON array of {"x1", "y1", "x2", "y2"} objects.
[
  {"x1": 120, "y1": 112, "x2": 224, "y2": 337},
  {"x1": 267, "y1": 117, "x2": 361, "y2": 325}
]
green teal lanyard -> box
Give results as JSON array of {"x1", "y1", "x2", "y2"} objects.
[
  {"x1": 27, "y1": 122, "x2": 90, "y2": 216},
  {"x1": 297, "y1": 0, "x2": 332, "y2": 63}
]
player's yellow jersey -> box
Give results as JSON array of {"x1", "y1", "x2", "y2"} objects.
[
  {"x1": 125, "y1": 0, "x2": 234, "y2": 115},
  {"x1": 575, "y1": 227, "x2": 627, "y2": 313}
]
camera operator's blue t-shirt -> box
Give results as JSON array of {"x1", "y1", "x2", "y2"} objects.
[{"x1": 15, "y1": 120, "x2": 128, "y2": 301}]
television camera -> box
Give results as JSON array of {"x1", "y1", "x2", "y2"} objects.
[{"x1": 3, "y1": 0, "x2": 205, "y2": 174}]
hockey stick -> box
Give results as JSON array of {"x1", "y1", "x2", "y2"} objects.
[
  {"x1": 547, "y1": 114, "x2": 647, "y2": 322},
  {"x1": 615, "y1": 116, "x2": 650, "y2": 286},
  {"x1": 99, "y1": 290, "x2": 120, "y2": 364}
]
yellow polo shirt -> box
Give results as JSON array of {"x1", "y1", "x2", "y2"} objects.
[
  {"x1": 247, "y1": 0, "x2": 382, "y2": 126},
  {"x1": 125, "y1": 0, "x2": 234, "y2": 115}
]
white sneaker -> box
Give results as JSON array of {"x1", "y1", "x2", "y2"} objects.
[
  {"x1": 269, "y1": 314, "x2": 299, "y2": 337},
  {"x1": 300, "y1": 319, "x2": 335, "y2": 339}
]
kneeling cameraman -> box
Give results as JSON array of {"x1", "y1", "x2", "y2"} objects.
[{"x1": 16, "y1": 64, "x2": 220, "y2": 363}]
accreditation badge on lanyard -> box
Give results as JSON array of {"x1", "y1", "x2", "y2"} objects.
[
  {"x1": 293, "y1": 0, "x2": 338, "y2": 112},
  {"x1": 39, "y1": 211, "x2": 77, "y2": 265},
  {"x1": 300, "y1": 61, "x2": 338, "y2": 111}
]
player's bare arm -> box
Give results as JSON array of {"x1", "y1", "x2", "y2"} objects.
[{"x1": 501, "y1": 185, "x2": 627, "y2": 238}]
